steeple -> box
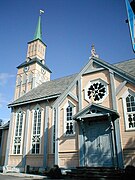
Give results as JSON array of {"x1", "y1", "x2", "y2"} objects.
[
  {"x1": 33, "y1": 13, "x2": 42, "y2": 40},
  {"x1": 26, "y1": 10, "x2": 46, "y2": 61},
  {"x1": 14, "y1": 10, "x2": 51, "y2": 100}
]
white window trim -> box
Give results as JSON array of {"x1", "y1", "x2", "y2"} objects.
[
  {"x1": 84, "y1": 78, "x2": 108, "y2": 104},
  {"x1": 63, "y1": 101, "x2": 76, "y2": 136},
  {"x1": 13, "y1": 108, "x2": 25, "y2": 155},
  {"x1": 16, "y1": 76, "x2": 21, "y2": 86},
  {"x1": 28, "y1": 73, "x2": 33, "y2": 83},
  {"x1": 31, "y1": 104, "x2": 43, "y2": 154},
  {"x1": 22, "y1": 74, "x2": 27, "y2": 85},
  {"x1": 122, "y1": 89, "x2": 135, "y2": 131}
]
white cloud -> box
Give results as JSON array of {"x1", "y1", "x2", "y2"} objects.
[{"x1": 0, "y1": 73, "x2": 15, "y2": 86}]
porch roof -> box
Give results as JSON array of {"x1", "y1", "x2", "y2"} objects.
[{"x1": 73, "y1": 103, "x2": 119, "y2": 121}]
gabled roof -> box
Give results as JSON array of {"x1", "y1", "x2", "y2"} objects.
[
  {"x1": 73, "y1": 103, "x2": 119, "y2": 121},
  {"x1": 92, "y1": 57, "x2": 135, "y2": 84},
  {"x1": 114, "y1": 59, "x2": 135, "y2": 77},
  {"x1": 9, "y1": 74, "x2": 77, "y2": 107},
  {"x1": 0, "y1": 121, "x2": 10, "y2": 130},
  {"x1": 52, "y1": 58, "x2": 135, "y2": 108},
  {"x1": 9, "y1": 58, "x2": 135, "y2": 107}
]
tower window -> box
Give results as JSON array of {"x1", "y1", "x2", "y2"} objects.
[
  {"x1": 16, "y1": 76, "x2": 21, "y2": 86},
  {"x1": 22, "y1": 74, "x2": 27, "y2": 84},
  {"x1": 35, "y1": 44, "x2": 37, "y2": 51},
  {"x1": 29, "y1": 46, "x2": 31, "y2": 53},
  {"x1": 38, "y1": 45, "x2": 40, "y2": 52},
  {"x1": 28, "y1": 73, "x2": 33, "y2": 83}
]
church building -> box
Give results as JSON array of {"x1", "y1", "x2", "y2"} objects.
[{"x1": 3, "y1": 13, "x2": 135, "y2": 172}]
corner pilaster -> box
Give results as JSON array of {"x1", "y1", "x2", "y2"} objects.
[{"x1": 109, "y1": 69, "x2": 124, "y2": 168}]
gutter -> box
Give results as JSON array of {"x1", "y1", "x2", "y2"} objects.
[{"x1": 8, "y1": 94, "x2": 61, "y2": 108}]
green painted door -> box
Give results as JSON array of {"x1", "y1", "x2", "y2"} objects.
[{"x1": 85, "y1": 121, "x2": 114, "y2": 167}]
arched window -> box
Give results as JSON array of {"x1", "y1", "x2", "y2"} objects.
[
  {"x1": 65, "y1": 102, "x2": 75, "y2": 135},
  {"x1": 22, "y1": 74, "x2": 27, "y2": 84},
  {"x1": 16, "y1": 76, "x2": 21, "y2": 86},
  {"x1": 28, "y1": 73, "x2": 33, "y2": 83},
  {"x1": 126, "y1": 94, "x2": 135, "y2": 129},
  {"x1": 14, "y1": 110, "x2": 23, "y2": 154},
  {"x1": 31, "y1": 106, "x2": 41, "y2": 154},
  {"x1": 123, "y1": 90, "x2": 135, "y2": 131}
]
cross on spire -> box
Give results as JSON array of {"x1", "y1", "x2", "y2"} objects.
[{"x1": 90, "y1": 44, "x2": 99, "y2": 59}]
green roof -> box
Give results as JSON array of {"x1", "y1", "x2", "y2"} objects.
[{"x1": 34, "y1": 15, "x2": 42, "y2": 40}]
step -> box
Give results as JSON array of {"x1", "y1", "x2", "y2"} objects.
[{"x1": 65, "y1": 167, "x2": 124, "y2": 179}]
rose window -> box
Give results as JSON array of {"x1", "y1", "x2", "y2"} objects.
[{"x1": 87, "y1": 82, "x2": 106, "y2": 101}]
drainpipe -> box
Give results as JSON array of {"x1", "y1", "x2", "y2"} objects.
[
  {"x1": 108, "y1": 114, "x2": 117, "y2": 167},
  {"x1": 79, "y1": 118, "x2": 86, "y2": 166}
]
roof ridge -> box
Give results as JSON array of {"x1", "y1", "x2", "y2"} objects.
[
  {"x1": 50, "y1": 73, "x2": 78, "y2": 82},
  {"x1": 113, "y1": 58, "x2": 135, "y2": 65}
]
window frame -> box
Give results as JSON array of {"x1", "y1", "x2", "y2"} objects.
[
  {"x1": 84, "y1": 78, "x2": 108, "y2": 103},
  {"x1": 64, "y1": 101, "x2": 76, "y2": 136},
  {"x1": 13, "y1": 109, "x2": 24, "y2": 155},
  {"x1": 31, "y1": 105, "x2": 42, "y2": 154},
  {"x1": 122, "y1": 89, "x2": 135, "y2": 131}
]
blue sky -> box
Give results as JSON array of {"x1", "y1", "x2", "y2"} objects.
[{"x1": 0, "y1": 0, "x2": 135, "y2": 122}]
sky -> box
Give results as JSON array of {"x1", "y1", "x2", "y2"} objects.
[{"x1": 0, "y1": 0, "x2": 135, "y2": 123}]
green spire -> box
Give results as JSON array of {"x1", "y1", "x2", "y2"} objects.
[{"x1": 34, "y1": 15, "x2": 42, "y2": 40}]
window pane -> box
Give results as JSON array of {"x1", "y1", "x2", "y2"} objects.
[
  {"x1": 131, "y1": 96, "x2": 134, "y2": 102},
  {"x1": 32, "y1": 144, "x2": 35, "y2": 154},
  {"x1": 127, "y1": 103, "x2": 130, "y2": 107},
  {"x1": 36, "y1": 144, "x2": 40, "y2": 154},
  {"x1": 126, "y1": 96, "x2": 130, "y2": 102},
  {"x1": 127, "y1": 108, "x2": 131, "y2": 112},
  {"x1": 17, "y1": 145, "x2": 20, "y2": 154},
  {"x1": 14, "y1": 145, "x2": 16, "y2": 154}
]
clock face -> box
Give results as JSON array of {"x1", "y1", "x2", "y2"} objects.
[
  {"x1": 23, "y1": 66, "x2": 29, "y2": 72},
  {"x1": 41, "y1": 68, "x2": 46, "y2": 75}
]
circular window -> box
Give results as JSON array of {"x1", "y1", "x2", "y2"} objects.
[{"x1": 87, "y1": 82, "x2": 106, "y2": 101}]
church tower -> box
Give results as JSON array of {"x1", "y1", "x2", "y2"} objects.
[{"x1": 14, "y1": 11, "x2": 51, "y2": 100}]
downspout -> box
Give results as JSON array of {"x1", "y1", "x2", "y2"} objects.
[
  {"x1": 108, "y1": 114, "x2": 117, "y2": 167},
  {"x1": 79, "y1": 118, "x2": 86, "y2": 166},
  {"x1": 109, "y1": 69, "x2": 123, "y2": 168},
  {"x1": 54, "y1": 106, "x2": 59, "y2": 166}
]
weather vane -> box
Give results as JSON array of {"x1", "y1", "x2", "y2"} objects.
[{"x1": 40, "y1": 9, "x2": 44, "y2": 15}]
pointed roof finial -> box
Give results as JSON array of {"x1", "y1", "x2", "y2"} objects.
[
  {"x1": 34, "y1": 10, "x2": 44, "y2": 41},
  {"x1": 89, "y1": 44, "x2": 99, "y2": 59}
]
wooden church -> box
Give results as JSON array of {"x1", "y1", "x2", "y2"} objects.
[{"x1": 2, "y1": 12, "x2": 135, "y2": 173}]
